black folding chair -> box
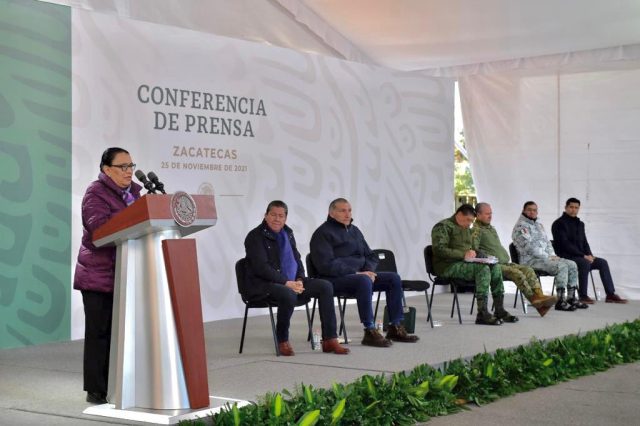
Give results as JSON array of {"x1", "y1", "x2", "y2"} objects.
[
  {"x1": 305, "y1": 254, "x2": 381, "y2": 344},
  {"x1": 372, "y1": 248, "x2": 433, "y2": 328},
  {"x1": 236, "y1": 258, "x2": 315, "y2": 356},
  {"x1": 423, "y1": 245, "x2": 475, "y2": 324},
  {"x1": 506, "y1": 243, "x2": 530, "y2": 313}
]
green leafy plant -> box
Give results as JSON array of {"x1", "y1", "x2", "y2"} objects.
[{"x1": 182, "y1": 319, "x2": 640, "y2": 425}]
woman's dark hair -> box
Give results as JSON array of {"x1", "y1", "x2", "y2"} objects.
[{"x1": 100, "y1": 147, "x2": 129, "y2": 172}]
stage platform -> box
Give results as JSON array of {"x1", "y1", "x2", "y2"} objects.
[{"x1": 1, "y1": 289, "x2": 637, "y2": 425}]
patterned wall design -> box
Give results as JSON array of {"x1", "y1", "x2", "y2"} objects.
[
  {"x1": 0, "y1": 0, "x2": 71, "y2": 349},
  {"x1": 70, "y1": 10, "x2": 454, "y2": 339}
]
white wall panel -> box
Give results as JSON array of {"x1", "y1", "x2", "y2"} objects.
[
  {"x1": 70, "y1": 10, "x2": 454, "y2": 338},
  {"x1": 461, "y1": 69, "x2": 640, "y2": 300}
]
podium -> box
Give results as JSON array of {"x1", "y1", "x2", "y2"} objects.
[{"x1": 92, "y1": 193, "x2": 216, "y2": 412}]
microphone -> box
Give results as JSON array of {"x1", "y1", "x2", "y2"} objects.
[
  {"x1": 134, "y1": 170, "x2": 156, "y2": 194},
  {"x1": 146, "y1": 171, "x2": 166, "y2": 194}
]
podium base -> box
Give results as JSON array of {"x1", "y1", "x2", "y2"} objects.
[{"x1": 83, "y1": 396, "x2": 249, "y2": 424}]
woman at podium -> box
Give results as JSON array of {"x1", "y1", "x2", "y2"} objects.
[{"x1": 73, "y1": 147, "x2": 142, "y2": 404}]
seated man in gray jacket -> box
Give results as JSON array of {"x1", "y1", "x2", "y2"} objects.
[{"x1": 512, "y1": 201, "x2": 587, "y2": 311}]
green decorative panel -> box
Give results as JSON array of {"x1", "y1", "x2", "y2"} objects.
[{"x1": 0, "y1": 0, "x2": 71, "y2": 349}]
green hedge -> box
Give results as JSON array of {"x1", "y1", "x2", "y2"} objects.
[{"x1": 184, "y1": 319, "x2": 640, "y2": 425}]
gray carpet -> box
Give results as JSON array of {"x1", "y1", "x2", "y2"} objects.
[{"x1": 0, "y1": 291, "x2": 637, "y2": 425}]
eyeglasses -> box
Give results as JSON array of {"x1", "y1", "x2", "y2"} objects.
[{"x1": 110, "y1": 163, "x2": 136, "y2": 172}]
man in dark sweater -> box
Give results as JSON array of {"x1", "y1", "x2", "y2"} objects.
[
  {"x1": 310, "y1": 198, "x2": 418, "y2": 347},
  {"x1": 551, "y1": 198, "x2": 627, "y2": 304},
  {"x1": 244, "y1": 200, "x2": 350, "y2": 356}
]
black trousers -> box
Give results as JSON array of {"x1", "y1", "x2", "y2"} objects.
[
  {"x1": 81, "y1": 290, "x2": 113, "y2": 395},
  {"x1": 569, "y1": 256, "x2": 616, "y2": 297},
  {"x1": 266, "y1": 278, "x2": 337, "y2": 342}
]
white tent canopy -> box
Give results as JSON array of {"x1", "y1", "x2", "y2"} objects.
[
  {"x1": 48, "y1": 0, "x2": 640, "y2": 72},
  {"x1": 48, "y1": 0, "x2": 640, "y2": 299}
]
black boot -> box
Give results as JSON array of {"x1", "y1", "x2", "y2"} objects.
[
  {"x1": 555, "y1": 288, "x2": 577, "y2": 311},
  {"x1": 475, "y1": 296, "x2": 502, "y2": 325},
  {"x1": 567, "y1": 287, "x2": 588, "y2": 309},
  {"x1": 86, "y1": 391, "x2": 108, "y2": 404},
  {"x1": 493, "y1": 294, "x2": 519, "y2": 323}
]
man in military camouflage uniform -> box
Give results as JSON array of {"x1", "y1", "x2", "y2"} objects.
[
  {"x1": 473, "y1": 203, "x2": 557, "y2": 317},
  {"x1": 431, "y1": 204, "x2": 517, "y2": 325},
  {"x1": 511, "y1": 201, "x2": 586, "y2": 311}
]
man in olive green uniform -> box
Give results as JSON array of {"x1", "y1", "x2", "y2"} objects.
[
  {"x1": 431, "y1": 204, "x2": 517, "y2": 325},
  {"x1": 473, "y1": 203, "x2": 557, "y2": 317}
]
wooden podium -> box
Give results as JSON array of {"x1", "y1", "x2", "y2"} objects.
[{"x1": 92, "y1": 194, "x2": 216, "y2": 411}]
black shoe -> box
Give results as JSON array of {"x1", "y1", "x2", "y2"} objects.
[
  {"x1": 567, "y1": 298, "x2": 589, "y2": 309},
  {"x1": 555, "y1": 300, "x2": 577, "y2": 311},
  {"x1": 475, "y1": 313, "x2": 503, "y2": 325},
  {"x1": 476, "y1": 296, "x2": 502, "y2": 325},
  {"x1": 86, "y1": 392, "x2": 107, "y2": 404},
  {"x1": 495, "y1": 309, "x2": 519, "y2": 323}
]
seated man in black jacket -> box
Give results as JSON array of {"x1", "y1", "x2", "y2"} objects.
[
  {"x1": 551, "y1": 197, "x2": 627, "y2": 304},
  {"x1": 244, "y1": 200, "x2": 350, "y2": 356},
  {"x1": 310, "y1": 198, "x2": 418, "y2": 348}
]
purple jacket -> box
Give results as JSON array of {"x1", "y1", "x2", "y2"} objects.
[{"x1": 73, "y1": 173, "x2": 142, "y2": 293}]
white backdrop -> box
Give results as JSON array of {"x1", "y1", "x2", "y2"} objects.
[
  {"x1": 460, "y1": 69, "x2": 640, "y2": 299},
  {"x1": 70, "y1": 10, "x2": 454, "y2": 339}
]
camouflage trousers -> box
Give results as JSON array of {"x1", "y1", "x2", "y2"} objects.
[
  {"x1": 441, "y1": 262, "x2": 504, "y2": 297},
  {"x1": 525, "y1": 257, "x2": 578, "y2": 290},
  {"x1": 501, "y1": 263, "x2": 541, "y2": 299}
]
